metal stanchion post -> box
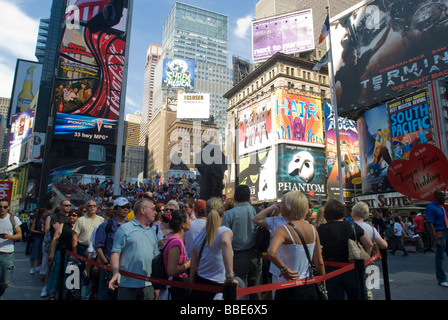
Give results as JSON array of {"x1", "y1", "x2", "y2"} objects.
[
  {"x1": 380, "y1": 248, "x2": 391, "y2": 300},
  {"x1": 58, "y1": 247, "x2": 66, "y2": 301},
  {"x1": 223, "y1": 282, "x2": 237, "y2": 300},
  {"x1": 354, "y1": 259, "x2": 366, "y2": 300}
]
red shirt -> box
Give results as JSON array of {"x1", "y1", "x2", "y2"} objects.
[{"x1": 414, "y1": 215, "x2": 425, "y2": 233}]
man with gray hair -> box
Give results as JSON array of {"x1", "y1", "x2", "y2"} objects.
[{"x1": 108, "y1": 197, "x2": 159, "y2": 300}]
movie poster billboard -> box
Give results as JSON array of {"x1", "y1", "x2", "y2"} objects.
[
  {"x1": 238, "y1": 147, "x2": 276, "y2": 201},
  {"x1": 276, "y1": 144, "x2": 326, "y2": 201},
  {"x1": 273, "y1": 89, "x2": 324, "y2": 147},
  {"x1": 53, "y1": 0, "x2": 130, "y2": 145},
  {"x1": 162, "y1": 59, "x2": 195, "y2": 91},
  {"x1": 9, "y1": 60, "x2": 42, "y2": 125},
  {"x1": 386, "y1": 88, "x2": 435, "y2": 160},
  {"x1": 237, "y1": 96, "x2": 272, "y2": 156},
  {"x1": 330, "y1": 0, "x2": 448, "y2": 116},
  {"x1": 324, "y1": 103, "x2": 361, "y2": 200},
  {"x1": 357, "y1": 104, "x2": 394, "y2": 194},
  {"x1": 252, "y1": 9, "x2": 315, "y2": 61}
]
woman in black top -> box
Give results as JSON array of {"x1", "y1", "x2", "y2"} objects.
[
  {"x1": 317, "y1": 199, "x2": 372, "y2": 300},
  {"x1": 47, "y1": 210, "x2": 79, "y2": 300}
]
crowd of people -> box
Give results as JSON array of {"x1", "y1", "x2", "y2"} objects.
[{"x1": 1, "y1": 179, "x2": 447, "y2": 300}]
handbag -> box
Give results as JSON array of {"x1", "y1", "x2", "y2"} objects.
[
  {"x1": 370, "y1": 226, "x2": 381, "y2": 260},
  {"x1": 287, "y1": 223, "x2": 327, "y2": 300},
  {"x1": 348, "y1": 222, "x2": 370, "y2": 262}
]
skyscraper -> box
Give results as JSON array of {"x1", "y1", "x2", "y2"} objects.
[
  {"x1": 140, "y1": 43, "x2": 162, "y2": 146},
  {"x1": 154, "y1": 2, "x2": 232, "y2": 139}
]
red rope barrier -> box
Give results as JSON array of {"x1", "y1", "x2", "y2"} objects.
[{"x1": 65, "y1": 250, "x2": 381, "y2": 297}]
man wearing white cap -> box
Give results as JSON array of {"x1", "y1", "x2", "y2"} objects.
[{"x1": 94, "y1": 197, "x2": 130, "y2": 300}]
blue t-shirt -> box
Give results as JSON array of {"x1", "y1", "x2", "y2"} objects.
[
  {"x1": 94, "y1": 217, "x2": 121, "y2": 261},
  {"x1": 111, "y1": 219, "x2": 158, "y2": 288},
  {"x1": 426, "y1": 201, "x2": 448, "y2": 231}
]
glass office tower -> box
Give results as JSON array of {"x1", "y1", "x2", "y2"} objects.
[{"x1": 157, "y1": 2, "x2": 232, "y2": 139}]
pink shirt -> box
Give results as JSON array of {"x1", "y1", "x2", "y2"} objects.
[{"x1": 163, "y1": 235, "x2": 189, "y2": 279}]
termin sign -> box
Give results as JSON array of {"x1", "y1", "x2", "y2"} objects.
[{"x1": 353, "y1": 192, "x2": 415, "y2": 208}]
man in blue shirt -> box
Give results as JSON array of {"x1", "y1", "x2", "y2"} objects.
[
  {"x1": 94, "y1": 197, "x2": 130, "y2": 300},
  {"x1": 426, "y1": 190, "x2": 448, "y2": 287},
  {"x1": 108, "y1": 197, "x2": 159, "y2": 300},
  {"x1": 222, "y1": 184, "x2": 262, "y2": 300}
]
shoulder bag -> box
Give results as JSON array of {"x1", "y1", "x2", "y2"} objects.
[{"x1": 348, "y1": 222, "x2": 370, "y2": 262}]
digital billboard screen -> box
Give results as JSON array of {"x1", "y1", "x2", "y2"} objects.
[
  {"x1": 162, "y1": 59, "x2": 195, "y2": 91},
  {"x1": 252, "y1": 9, "x2": 315, "y2": 61},
  {"x1": 330, "y1": 0, "x2": 448, "y2": 116}
]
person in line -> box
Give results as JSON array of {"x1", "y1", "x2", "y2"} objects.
[
  {"x1": 268, "y1": 191, "x2": 326, "y2": 300},
  {"x1": 162, "y1": 209, "x2": 191, "y2": 300},
  {"x1": 47, "y1": 209, "x2": 79, "y2": 300},
  {"x1": 29, "y1": 208, "x2": 46, "y2": 275},
  {"x1": 153, "y1": 203, "x2": 173, "y2": 250},
  {"x1": 352, "y1": 202, "x2": 388, "y2": 252},
  {"x1": 0, "y1": 199, "x2": 22, "y2": 298},
  {"x1": 184, "y1": 200, "x2": 207, "y2": 258},
  {"x1": 221, "y1": 184, "x2": 262, "y2": 300},
  {"x1": 426, "y1": 190, "x2": 448, "y2": 287},
  {"x1": 94, "y1": 197, "x2": 130, "y2": 300},
  {"x1": 108, "y1": 197, "x2": 159, "y2": 300},
  {"x1": 189, "y1": 197, "x2": 238, "y2": 300},
  {"x1": 183, "y1": 198, "x2": 196, "y2": 220},
  {"x1": 317, "y1": 199, "x2": 372, "y2": 300}
]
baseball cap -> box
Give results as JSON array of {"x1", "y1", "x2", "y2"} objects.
[{"x1": 114, "y1": 197, "x2": 130, "y2": 207}]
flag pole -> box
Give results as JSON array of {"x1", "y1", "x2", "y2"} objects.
[{"x1": 326, "y1": 5, "x2": 345, "y2": 204}]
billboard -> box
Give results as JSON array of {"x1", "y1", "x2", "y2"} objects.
[
  {"x1": 386, "y1": 88, "x2": 435, "y2": 160},
  {"x1": 330, "y1": 0, "x2": 448, "y2": 116},
  {"x1": 273, "y1": 89, "x2": 324, "y2": 147},
  {"x1": 252, "y1": 9, "x2": 315, "y2": 61},
  {"x1": 54, "y1": 113, "x2": 118, "y2": 144},
  {"x1": 237, "y1": 96, "x2": 272, "y2": 155},
  {"x1": 52, "y1": 0, "x2": 130, "y2": 146},
  {"x1": 357, "y1": 104, "x2": 393, "y2": 194},
  {"x1": 162, "y1": 59, "x2": 195, "y2": 91},
  {"x1": 9, "y1": 60, "x2": 43, "y2": 125},
  {"x1": 238, "y1": 147, "x2": 276, "y2": 201},
  {"x1": 277, "y1": 144, "x2": 326, "y2": 201},
  {"x1": 324, "y1": 103, "x2": 361, "y2": 200},
  {"x1": 177, "y1": 94, "x2": 210, "y2": 119}
]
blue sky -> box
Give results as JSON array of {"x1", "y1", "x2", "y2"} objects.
[{"x1": 0, "y1": 0, "x2": 258, "y2": 116}]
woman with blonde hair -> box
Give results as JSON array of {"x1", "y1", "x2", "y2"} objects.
[
  {"x1": 189, "y1": 198, "x2": 238, "y2": 300},
  {"x1": 268, "y1": 191, "x2": 326, "y2": 300}
]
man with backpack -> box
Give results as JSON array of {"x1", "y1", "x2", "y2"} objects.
[
  {"x1": 0, "y1": 199, "x2": 22, "y2": 298},
  {"x1": 94, "y1": 197, "x2": 130, "y2": 300}
]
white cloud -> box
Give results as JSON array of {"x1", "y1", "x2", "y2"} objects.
[
  {"x1": 0, "y1": 0, "x2": 40, "y2": 97},
  {"x1": 234, "y1": 15, "x2": 253, "y2": 39}
]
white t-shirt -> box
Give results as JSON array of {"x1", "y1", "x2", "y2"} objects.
[
  {"x1": 355, "y1": 221, "x2": 382, "y2": 241},
  {"x1": 184, "y1": 218, "x2": 206, "y2": 258},
  {"x1": 0, "y1": 214, "x2": 22, "y2": 253}
]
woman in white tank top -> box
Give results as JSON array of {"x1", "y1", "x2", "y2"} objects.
[{"x1": 268, "y1": 191, "x2": 326, "y2": 300}]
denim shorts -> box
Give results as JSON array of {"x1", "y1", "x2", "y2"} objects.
[{"x1": 0, "y1": 252, "x2": 15, "y2": 287}]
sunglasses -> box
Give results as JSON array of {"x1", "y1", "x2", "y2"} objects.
[
  {"x1": 0, "y1": 206, "x2": 8, "y2": 209},
  {"x1": 119, "y1": 205, "x2": 131, "y2": 210},
  {"x1": 69, "y1": 214, "x2": 78, "y2": 217},
  {"x1": 164, "y1": 208, "x2": 174, "y2": 212},
  {"x1": 63, "y1": 204, "x2": 71, "y2": 207}
]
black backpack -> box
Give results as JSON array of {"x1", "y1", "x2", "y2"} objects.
[{"x1": 151, "y1": 238, "x2": 174, "y2": 290}]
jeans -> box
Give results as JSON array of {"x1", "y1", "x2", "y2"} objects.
[
  {"x1": 0, "y1": 253, "x2": 14, "y2": 297},
  {"x1": 435, "y1": 230, "x2": 448, "y2": 283},
  {"x1": 234, "y1": 249, "x2": 262, "y2": 300}
]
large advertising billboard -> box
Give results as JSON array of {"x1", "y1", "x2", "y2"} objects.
[
  {"x1": 237, "y1": 96, "x2": 272, "y2": 155},
  {"x1": 386, "y1": 88, "x2": 435, "y2": 160},
  {"x1": 357, "y1": 104, "x2": 394, "y2": 194},
  {"x1": 277, "y1": 144, "x2": 326, "y2": 201},
  {"x1": 252, "y1": 9, "x2": 315, "y2": 61},
  {"x1": 324, "y1": 103, "x2": 361, "y2": 200},
  {"x1": 9, "y1": 60, "x2": 43, "y2": 125},
  {"x1": 162, "y1": 59, "x2": 195, "y2": 91},
  {"x1": 177, "y1": 93, "x2": 210, "y2": 119},
  {"x1": 273, "y1": 89, "x2": 324, "y2": 147},
  {"x1": 52, "y1": 0, "x2": 130, "y2": 146},
  {"x1": 330, "y1": 0, "x2": 448, "y2": 116}
]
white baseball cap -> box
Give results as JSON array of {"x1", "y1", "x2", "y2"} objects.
[{"x1": 114, "y1": 197, "x2": 130, "y2": 207}]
